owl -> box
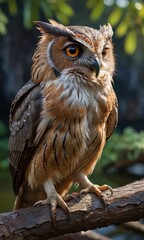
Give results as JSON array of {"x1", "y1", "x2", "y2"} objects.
[{"x1": 9, "y1": 19, "x2": 118, "y2": 222}]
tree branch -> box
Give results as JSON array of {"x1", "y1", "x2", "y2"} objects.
[
  {"x1": 122, "y1": 221, "x2": 144, "y2": 234},
  {"x1": 0, "y1": 179, "x2": 144, "y2": 240}
]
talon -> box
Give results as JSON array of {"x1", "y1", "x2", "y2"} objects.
[
  {"x1": 77, "y1": 174, "x2": 113, "y2": 207},
  {"x1": 49, "y1": 194, "x2": 70, "y2": 224},
  {"x1": 33, "y1": 199, "x2": 49, "y2": 207},
  {"x1": 36, "y1": 179, "x2": 71, "y2": 225},
  {"x1": 79, "y1": 184, "x2": 113, "y2": 207},
  {"x1": 98, "y1": 184, "x2": 113, "y2": 197},
  {"x1": 79, "y1": 185, "x2": 105, "y2": 206},
  {"x1": 63, "y1": 192, "x2": 78, "y2": 202},
  {"x1": 33, "y1": 194, "x2": 70, "y2": 225},
  {"x1": 101, "y1": 195, "x2": 106, "y2": 208}
]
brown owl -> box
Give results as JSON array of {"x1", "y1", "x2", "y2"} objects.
[{"x1": 9, "y1": 19, "x2": 118, "y2": 222}]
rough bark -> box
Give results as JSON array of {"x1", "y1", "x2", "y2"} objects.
[{"x1": 0, "y1": 179, "x2": 144, "y2": 240}]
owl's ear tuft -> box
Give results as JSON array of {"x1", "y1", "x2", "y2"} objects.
[
  {"x1": 34, "y1": 20, "x2": 75, "y2": 38},
  {"x1": 100, "y1": 23, "x2": 113, "y2": 39}
]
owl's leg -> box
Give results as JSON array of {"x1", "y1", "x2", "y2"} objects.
[
  {"x1": 56, "y1": 178, "x2": 78, "y2": 202},
  {"x1": 34, "y1": 179, "x2": 70, "y2": 224},
  {"x1": 77, "y1": 173, "x2": 113, "y2": 205}
]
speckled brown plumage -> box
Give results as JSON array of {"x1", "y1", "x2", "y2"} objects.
[{"x1": 9, "y1": 19, "x2": 118, "y2": 221}]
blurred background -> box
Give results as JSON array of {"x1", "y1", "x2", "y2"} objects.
[{"x1": 0, "y1": 0, "x2": 144, "y2": 239}]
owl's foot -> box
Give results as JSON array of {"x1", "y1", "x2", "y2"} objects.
[
  {"x1": 34, "y1": 179, "x2": 70, "y2": 225},
  {"x1": 34, "y1": 193, "x2": 70, "y2": 224},
  {"x1": 80, "y1": 184, "x2": 113, "y2": 206},
  {"x1": 77, "y1": 173, "x2": 113, "y2": 206}
]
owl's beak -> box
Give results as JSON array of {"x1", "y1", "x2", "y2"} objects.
[{"x1": 91, "y1": 58, "x2": 100, "y2": 77}]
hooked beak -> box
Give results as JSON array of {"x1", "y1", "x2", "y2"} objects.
[{"x1": 90, "y1": 58, "x2": 100, "y2": 77}]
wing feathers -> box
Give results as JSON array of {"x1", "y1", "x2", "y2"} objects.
[
  {"x1": 9, "y1": 81, "x2": 43, "y2": 194},
  {"x1": 106, "y1": 98, "x2": 118, "y2": 140}
]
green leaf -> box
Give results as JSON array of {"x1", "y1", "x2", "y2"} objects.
[
  {"x1": 58, "y1": 2, "x2": 74, "y2": 17},
  {"x1": 40, "y1": 1, "x2": 53, "y2": 18},
  {"x1": 90, "y1": 1, "x2": 104, "y2": 21},
  {"x1": 86, "y1": 0, "x2": 96, "y2": 9},
  {"x1": 97, "y1": 127, "x2": 144, "y2": 170},
  {"x1": 23, "y1": 0, "x2": 32, "y2": 29},
  {"x1": 31, "y1": 0, "x2": 40, "y2": 21},
  {"x1": 124, "y1": 29, "x2": 137, "y2": 54},
  {"x1": 0, "y1": 8, "x2": 8, "y2": 24},
  {"x1": 138, "y1": 4, "x2": 144, "y2": 19},
  {"x1": 0, "y1": 22, "x2": 7, "y2": 34},
  {"x1": 56, "y1": 10, "x2": 69, "y2": 25},
  {"x1": 115, "y1": 18, "x2": 128, "y2": 37},
  {"x1": 108, "y1": 7, "x2": 123, "y2": 26},
  {"x1": 7, "y1": 0, "x2": 17, "y2": 15}
]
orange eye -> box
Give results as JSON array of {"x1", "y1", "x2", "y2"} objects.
[{"x1": 64, "y1": 45, "x2": 81, "y2": 59}]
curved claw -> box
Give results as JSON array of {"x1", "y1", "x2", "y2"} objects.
[
  {"x1": 33, "y1": 199, "x2": 49, "y2": 207},
  {"x1": 80, "y1": 184, "x2": 113, "y2": 207},
  {"x1": 100, "y1": 184, "x2": 113, "y2": 198},
  {"x1": 63, "y1": 192, "x2": 78, "y2": 202}
]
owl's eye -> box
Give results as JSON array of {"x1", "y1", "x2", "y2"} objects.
[
  {"x1": 102, "y1": 48, "x2": 109, "y2": 58},
  {"x1": 102, "y1": 44, "x2": 110, "y2": 58},
  {"x1": 64, "y1": 44, "x2": 81, "y2": 59}
]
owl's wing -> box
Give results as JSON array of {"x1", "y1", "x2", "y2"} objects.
[
  {"x1": 106, "y1": 97, "x2": 118, "y2": 140},
  {"x1": 9, "y1": 80, "x2": 43, "y2": 195}
]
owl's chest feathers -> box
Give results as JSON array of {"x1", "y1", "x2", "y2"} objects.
[
  {"x1": 36, "y1": 75, "x2": 113, "y2": 181},
  {"x1": 43, "y1": 74, "x2": 113, "y2": 129}
]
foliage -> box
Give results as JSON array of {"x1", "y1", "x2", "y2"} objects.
[
  {"x1": 0, "y1": 0, "x2": 144, "y2": 54},
  {"x1": 87, "y1": 0, "x2": 144, "y2": 54},
  {"x1": 0, "y1": 121, "x2": 8, "y2": 169},
  {"x1": 0, "y1": 0, "x2": 74, "y2": 31},
  {"x1": 97, "y1": 127, "x2": 144, "y2": 169},
  {"x1": 110, "y1": 2, "x2": 144, "y2": 54}
]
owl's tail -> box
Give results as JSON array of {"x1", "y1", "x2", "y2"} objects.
[{"x1": 13, "y1": 184, "x2": 46, "y2": 210}]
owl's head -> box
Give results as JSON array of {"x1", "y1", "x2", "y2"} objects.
[{"x1": 32, "y1": 19, "x2": 115, "y2": 84}]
